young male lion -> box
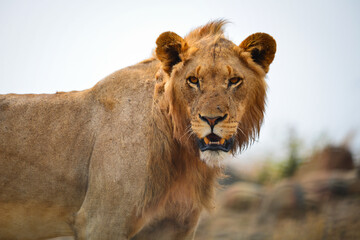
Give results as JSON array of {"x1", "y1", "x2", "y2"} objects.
[{"x1": 0, "y1": 20, "x2": 276, "y2": 239}]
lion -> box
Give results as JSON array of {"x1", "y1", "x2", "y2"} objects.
[{"x1": 0, "y1": 20, "x2": 276, "y2": 239}]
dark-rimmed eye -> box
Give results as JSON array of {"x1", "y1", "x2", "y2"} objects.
[
  {"x1": 228, "y1": 77, "x2": 243, "y2": 87},
  {"x1": 187, "y1": 76, "x2": 199, "y2": 85}
]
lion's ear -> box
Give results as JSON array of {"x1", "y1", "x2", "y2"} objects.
[
  {"x1": 239, "y1": 33, "x2": 276, "y2": 73},
  {"x1": 156, "y1": 31, "x2": 188, "y2": 75}
]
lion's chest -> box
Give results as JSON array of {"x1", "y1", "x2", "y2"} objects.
[{"x1": 162, "y1": 180, "x2": 200, "y2": 216}]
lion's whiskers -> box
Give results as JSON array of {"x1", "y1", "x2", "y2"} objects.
[
  {"x1": 237, "y1": 126, "x2": 257, "y2": 143},
  {"x1": 179, "y1": 125, "x2": 193, "y2": 142},
  {"x1": 236, "y1": 126, "x2": 246, "y2": 138},
  {"x1": 186, "y1": 130, "x2": 196, "y2": 142}
]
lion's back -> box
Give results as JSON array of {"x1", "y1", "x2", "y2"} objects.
[{"x1": 0, "y1": 59, "x2": 160, "y2": 239}]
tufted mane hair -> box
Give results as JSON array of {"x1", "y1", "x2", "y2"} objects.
[{"x1": 184, "y1": 19, "x2": 228, "y2": 44}]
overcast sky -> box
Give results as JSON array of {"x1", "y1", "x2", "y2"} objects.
[{"x1": 1, "y1": 0, "x2": 359, "y2": 164}]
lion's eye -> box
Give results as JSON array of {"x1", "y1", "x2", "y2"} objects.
[
  {"x1": 187, "y1": 76, "x2": 199, "y2": 85},
  {"x1": 228, "y1": 77, "x2": 243, "y2": 87}
]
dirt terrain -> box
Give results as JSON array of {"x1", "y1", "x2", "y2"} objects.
[
  {"x1": 50, "y1": 145, "x2": 360, "y2": 240},
  {"x1": 195, "y1": 188, "x2": 360, "y2": 240}
]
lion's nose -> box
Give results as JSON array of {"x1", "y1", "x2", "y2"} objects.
[{"x1": 199, "y1": 114, "x2": 228, "y2": 128}]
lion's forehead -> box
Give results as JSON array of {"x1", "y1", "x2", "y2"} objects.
[
  {"x1": 185, "y1": 61, "x2": 242, "y2": 82},
  {"x1": 186, "y1": 55, "x2": 243, "y2": 81}
]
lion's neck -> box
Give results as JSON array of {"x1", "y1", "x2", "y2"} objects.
[{"x1": 140, "y1": 94, "x2": 221, "y2": 214}]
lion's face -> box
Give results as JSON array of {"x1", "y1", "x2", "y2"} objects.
[{"x1": 156, "y1": 24, "x2": 276, "y2": 167}]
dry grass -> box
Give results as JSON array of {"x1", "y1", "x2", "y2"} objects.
[
  {"x1": 49, "y1": 194, "x2": 360, "y2": 240},
  {"x1": 195, "y1": 195, "x2": 360, "y2": 240},
  {"x1": 271, "y1": 214, "x2": 325, "y2": 240},
  {"x1": 48, "y1": 192, "x2": 360, "y2": 240}
]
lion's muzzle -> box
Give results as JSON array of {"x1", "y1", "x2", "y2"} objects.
[
  {"x1": 195, "y1": 113, "x2": 234, "y2": 152},
  {"x1": 198, "y1": 114, "x2": 227, "y2": 131}
]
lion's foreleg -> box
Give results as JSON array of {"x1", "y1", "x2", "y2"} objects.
[
  {"x1": 131, "y1": 209, "x2": 201, "y2": 240},
  {"x1": 73, "y1": 200, "x2": 143, "y2": 240}
]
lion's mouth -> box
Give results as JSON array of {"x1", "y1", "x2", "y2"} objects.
[{"x1": 196, "y1": 133, "x2": 234, "y2": 152}]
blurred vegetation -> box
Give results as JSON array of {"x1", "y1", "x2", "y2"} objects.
[
  {"x1": 257, "y1": 129, "x2": 303, "y2": 184},
  {"x1": 279, "y1": 129, "x2": 302, "y2": 178}
]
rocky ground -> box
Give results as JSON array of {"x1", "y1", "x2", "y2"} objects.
[
  {"x1": 195, "y1": 186, "x2": 360, "y2": 240},
  {"x1": 195, "y1": 143, "x2": 360, "y2": 240},
  {"x1": 52, "y1": 194, "x2": 360, "y2": 240}
]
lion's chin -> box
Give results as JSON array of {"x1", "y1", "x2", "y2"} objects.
[
  {"x1": 196, "y1": 133, "x2": 234, "y2": 167},
  {"x1": 199, "y1": 150, "x2": 229, "y2": 168}
]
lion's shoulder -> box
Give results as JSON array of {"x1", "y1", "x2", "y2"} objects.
[{"x1": 90, "y1": 59, "x2": 160, "y2": 108}]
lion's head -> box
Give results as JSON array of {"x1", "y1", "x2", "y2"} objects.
[{"x1": 155, "y1": 20, "x2": 276, "y2": 167}]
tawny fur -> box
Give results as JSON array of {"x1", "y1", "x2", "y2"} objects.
[{"x1": 0, "y1": 20, "x2": 276, "y2": 240}]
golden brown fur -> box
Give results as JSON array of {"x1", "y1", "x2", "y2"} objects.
[{"x1": 0, "y1": 21, "x2": 276, "y2": 239}]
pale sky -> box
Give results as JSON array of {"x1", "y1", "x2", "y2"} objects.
[{"x1": 1, "y1": 0, "x2": 359, "y2": 164}]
